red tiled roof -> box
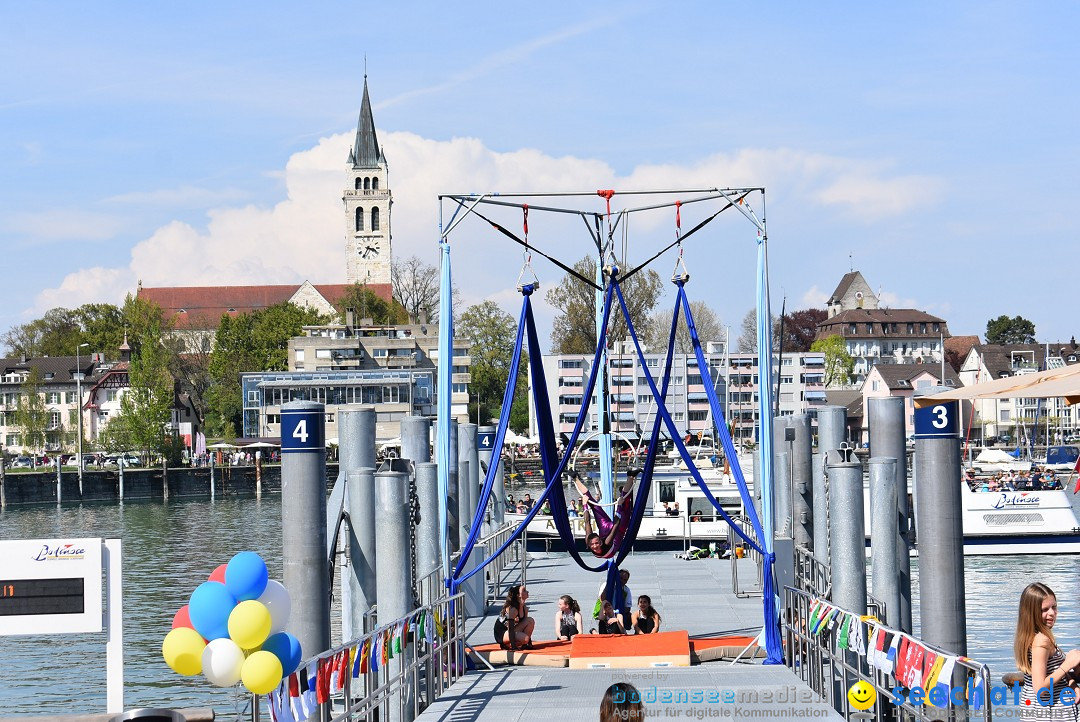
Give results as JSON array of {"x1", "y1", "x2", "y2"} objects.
[{"x1": 138, "y1": 283, "x2": 393, "y2": 329}]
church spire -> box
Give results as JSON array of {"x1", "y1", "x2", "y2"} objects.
[{"x1": 351, "y1": 76, "x2": 384, "y2": 169}]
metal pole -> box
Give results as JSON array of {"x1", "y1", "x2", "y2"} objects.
[
  {"x1": 0, "y1": 458, "x2": 5, "y2": 509},
  {"x1": 789, "y1": 414, "x2": 813, "y2": 550},
  {"x1": 445, "y1": 420, "x2": 460, "y2": 552},
  {"x1": 349, "y1": 468, "x2": 377, "y2": 635},
  {"x1": 868, "y1": 396, "x2": 912, "y2": 633},
  {"x1": 56, "y1": 456, "x2": 62, "y2": 506},
  {"x1": 281, "y1": 401, "x2": 331, "y2": 660},
  {"x1": 477, "y1": 425, "x2": 500, "y2": 531},
  {"x1": 869, "y1": 457, "x2": 900, "y2": 628},
  {"x1": 811, "y1": 452, "x2": 827, "y2": 564},
  {"x1": 104, "y1": 539, "x2": 124, "y2": 714},
  {"x1": 118, "y1": 459, "x2": 124, "y2": 503},
  {"x1": 414, "y1": 462, "x2": 441, "y2": 581},
  {"x1": 375, "y1": 469, "x2": 415, "y2": 722},
  {"x1": 773, "y1": 416, "x2": 791, "y2": 536},
  {"x1": 826, "y1": 450, "x2": 866, "y2": 615},
  {"x1": 816, "y1": 405, "x2": 847, "y2": 456},
  {"x1": 76, "y1": 342, "x2": 87, "y2": 496},
  {"x1": 208, "y1": 455, "x2": 213, "y2": 502},
  {"x1": 913, "y1": 390, "x2": 967, "y2": 655},
  {"x1": 338, "y1": 405, "x2": 375, "y2": 644},
  {"x1": 400, "y1": 415, "x2": 432, "y2": 465},
  {"x1": 457, "y1": 423, "x2": 478, "y2": 549}
]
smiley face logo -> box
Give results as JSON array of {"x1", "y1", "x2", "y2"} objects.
[{"x1": 848, "y1": 680, "x2": 876, "y2": 711}]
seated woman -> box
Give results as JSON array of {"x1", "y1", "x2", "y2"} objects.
[
  {"x1": 493, "y1": 585, "x2": 535, "y2": 649},
  {"x1": 632, "y1": 595, "x2": 662, "y2": 635},
  {"x1": 554, "y1": 595, "x2": 583, "y2": 641},
  {"x1": 573, "y1": 469, "x2": 638, "y2": 558},
  {"x1": 596, "y1": 599, "x2": 626, "y2": 635}
]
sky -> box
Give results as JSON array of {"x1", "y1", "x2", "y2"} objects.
[{"x1": 3, "y1": 2, "x2": 1080, "y2": 352}]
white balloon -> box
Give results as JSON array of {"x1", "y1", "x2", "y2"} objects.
[
  {"x1": 202, "y1": 637, "x2": 245, "y2": 687},
  {"x1": 257, "y1": 579, "x2": 292, "y2": 635}
]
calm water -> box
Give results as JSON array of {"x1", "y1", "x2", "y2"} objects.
[{"x1": 3, "y1": 493, "x2": 1080, "y2": 715}]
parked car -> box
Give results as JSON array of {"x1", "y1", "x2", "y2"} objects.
[
  {"x1": 10, "y1": 457, "x2": 32, "y2": 469},
  {"x1": 103, "y1": 454, "x2": 141, "y2": 468}
]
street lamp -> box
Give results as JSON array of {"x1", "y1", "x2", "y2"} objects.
[{"x1": 75, "y1": 342, "x2": 89, "y2": 494}]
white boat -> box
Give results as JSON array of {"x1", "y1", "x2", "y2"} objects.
[{"x1": 968, "y1": 448, "x2": 1033, "y2": 474}]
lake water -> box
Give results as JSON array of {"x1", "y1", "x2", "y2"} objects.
[{"x1": 3, "y1": 492, "x2": 1080, "y2": 715}]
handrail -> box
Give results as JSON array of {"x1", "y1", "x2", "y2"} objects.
[
  {"x1": 727, "y1": 514, "x2": 764, "y2": 597},
  {"x1": 783, "y1": 585, "x2": 992, "y2": 722}
]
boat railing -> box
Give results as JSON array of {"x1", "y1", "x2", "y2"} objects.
[
  {"x1": 783, "y1": 584, "x2": 991, "y2": 722},
  {"x1": 260, "y1": 589, "x2": 467, "y2": 722}
]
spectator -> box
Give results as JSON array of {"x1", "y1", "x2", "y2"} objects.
[
  {"x1": 600, "y1": 683, "x2": 645, "y2": 722},
  {"x1": 632, "y1": 595, "x2": 662, "y2": 635},
  {"x1": 555, "y1": 595, "x2": 583, "y2": 640},
  {"x1": 522, "y1": 493, "x2": 535, "y2": 510},
  {"x1": 596, "y1": 600, "x2": 625, "y2": 634}
]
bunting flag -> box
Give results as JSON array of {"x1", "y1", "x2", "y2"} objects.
[
  {"x1": 849, "y1": 616, "x2": 864, "y2": 656},
  {"x1": 883, "y1": 632, "x2": 900, "y2": 676},
  {"x1": 808, "y1": 600, "x2": 822, "y2": 629},
  {"x1": 416, "y1": 611, "x2": 426, "y2": 640},
  {"x1": 434, "y1": 610, "x2": 445, "y2": 638},
  {"x1": 300, "y1": 662, "x2": 318, "y2": 719},
  {"x1": 933, "y1": 656, "x2": 958, "y2": 706},
  {"x1": 370, "y1": 635, "x2": 380, "y2": 673},
  {"x1": 288, "y1": 672, "x2": 302, "y2": 722},
  {"x1": 328, "y1": 653, "x2": 340, "y2": 696},
  {"x1": 393, "y1": 622, "x2": 403, "y2": 656},
  {"x1": 316, "y1": 657, "x2": 332, "y2": 706},
  {"x1": 837, "y1": 615, "x2": 851, "y2": 650}
]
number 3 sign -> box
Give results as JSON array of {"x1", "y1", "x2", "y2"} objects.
[{"x1": 913, "y1": 400, "x2": 959, "y2": 439}]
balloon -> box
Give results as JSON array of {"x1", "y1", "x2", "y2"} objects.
[
  {"x1": 208, "y1": 563, "x2": 227, "y2": 584},
  {"x1": 201, "y1": 637, "x2": 246, "y2": 687},
  {"x1": 225, "y1": 551, "x2": 268, "y2": 601},
  {"x1": 162, "y1": 627, "x2": 206, "y2": 676},
  {"x1": 241, "y1": 650, "x2": 283, "y2": 695},
  {"x1": 261, "y1": 631, "x2": 303, "y2": 676},
  {"x1": 172, "y1": 604, "x2": 194, "y2": 630},
  {"x1": 257, "y1": 580, "x2": 292, "y2": 635},
  {"x1": 228, "y1": 600, "x2": 272, "y2": 649},
  {"x1": 189, "y1": 581, "x2": 236, "y2": 641}
]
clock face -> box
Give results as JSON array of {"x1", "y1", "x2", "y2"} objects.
[{"x1": 359, "y1": 239, "x2": 381, "y2": 259}]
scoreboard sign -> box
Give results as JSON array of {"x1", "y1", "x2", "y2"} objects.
[{"x1": 0, "y1": 538, "x2": 103, "y2": 635}]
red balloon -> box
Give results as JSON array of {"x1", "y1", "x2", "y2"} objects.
[
  {"x1": 172, "y1": 604, "x2": 193, "y2": 630},
  {"x1": 208, "y1": 564, "x2": 227, "y2": 584}
]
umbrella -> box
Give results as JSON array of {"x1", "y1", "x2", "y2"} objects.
[
  {"x1": 241, "y1": 441, "x2": 278, "y2": 449},
  {"x1": 207, "y1": 442, "x2": 238, "y2": 450},
  {"x1": 916, "y1": 362, "x2": 1080, "y2": 408}
]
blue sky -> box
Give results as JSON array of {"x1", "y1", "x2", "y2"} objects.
[{"x1": 3, "y1": 2, "x2": 1079, "y2": 349}]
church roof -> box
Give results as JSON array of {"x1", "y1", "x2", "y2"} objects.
[
  {"x1": 828, "y1": 271, "x2": 862, "y2": 305},
  {"x1": 349, "y1": 77, "x2": 384, "y2": 169},
  {"x1": 138, "y1": 283, "x2": 392, "y2": 329}
]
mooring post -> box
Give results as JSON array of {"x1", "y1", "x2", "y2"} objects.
[
  {"x1": 913, "y1": 388, "x2": 967, "y2": 655},
  {"x1": 868, "y1": 395, "x2": 913, "y2": 633},
  {"x1": 477, "y1": 425, "x2": 500, "y2": 531},
  {"x1": 414, "y1": 462, "x2": 441, "y2": 590},
  {"x1": 789, "y1": 414, "x2": 813, "y2": 551},
  {"x1": 458, "y1": 423, "x2": 478, "y2": 549},
  {"x1": 375, "y1": 469, "x2": 415, "y2": 722},
  {"x1": 446, "y1": 420, "x2": 460, "y2": 552},
  {"x1": 349, "y1": 468, "x2": 377, "y2": 635},
  {"x1": 338, "y1": 405, "x2": 376, "y2": 644},
  {"x1": 773, "y1": 416, "x2": 791, "y2": 536},
  {"x1": 280, "y1": 400, "x2": 331, "y2": 661},
  {"x1": 869, "y1": 456, "x2": 900, "y2": 628},
  {"x1": 56, "y1": 456, "x2": 62, "y2": 506},
  {"x1": 827, "y1": 449, "x2": 866, "y2": 615},
  {"x1": 0, "y1": 457, "x2": 6, "y2": 509},
  {"x1": 811, "y1": 452, "x2": 827, "y2": 564}
]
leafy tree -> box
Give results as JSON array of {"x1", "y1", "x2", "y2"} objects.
[
  {"x1": 334, "y1": 283, "x2": 407, "y2": 325},
  {"x1": 108, "y1": 333, "x2": 175, "y2": 460},
  {"x1": 547, "y1": 256, "x2": 664, "y2": 354},
  {"x1": 458, "y1": 301, "x2": 527, "y2": 429},
  {"x1": 777, "y1": 308, "x2": 828, "y2": 352},
  {"x1": 206, "y1": 302, "x2": 326, "y2": 435},
  {"x1": 985, "y1": 315, "x2": 1037, "y2": 345},
  {"x1": 810, "y1": 335, "x2": 855, "y2": 388},
  {"x1": 392, "y1": 255, "x2": 441, "y2": 322},
  {"x1": 643, "y1": 300, "x2": 724, "y2": 354},
  {"x1": 13, "y1": 367, "x2": 48, "y2": 452}
]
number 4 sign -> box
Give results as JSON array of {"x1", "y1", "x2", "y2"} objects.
[
  {"x1": 281, "y1": 405, "x2": 325, "y2": 453},
  {"x1": 913, "y1": 400, "x2": 959, "y2": 439}
]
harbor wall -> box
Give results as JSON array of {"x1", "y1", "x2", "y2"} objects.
[{"x1": 0, "y1": 463, "x2": 341, "y2": 505}]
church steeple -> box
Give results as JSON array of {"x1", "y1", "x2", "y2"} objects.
[{"x1": 350, "y1": 77, "x2": 384, "y2": 169}]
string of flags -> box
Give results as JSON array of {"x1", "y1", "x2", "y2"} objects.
[
  {"x1": 806, "y1": 597, "x2": 981, "y2": 708},
  {"x1": 266, "y1": 607, "x2": 446, "y2": 722}
]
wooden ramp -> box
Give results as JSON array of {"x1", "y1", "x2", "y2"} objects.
[{"x1": 470, "y1": 633, "x2": 760, "y2": 668}]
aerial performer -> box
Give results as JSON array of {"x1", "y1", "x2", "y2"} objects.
[{"x1": 572, "y1": 468, "x2": 638, "y2": 558}]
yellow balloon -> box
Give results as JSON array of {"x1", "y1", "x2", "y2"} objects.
[
  {"x1": 228, "y1": 600, "x2": 272, "y2": 649},
  {"x1": 242, "y1": 650, "x2": 284, "y2": 695},
  {"x1": 162, "y1": 627, "x2": 206, "y2": 677}
]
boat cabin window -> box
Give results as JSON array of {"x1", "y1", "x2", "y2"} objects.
[{"x1": 658, "y1": 481, "x2": 676, "y2": 503}]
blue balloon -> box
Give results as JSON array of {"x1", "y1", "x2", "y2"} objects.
[
  {"x1": 262, "y1": 631, "x2": 303, "y2": 676},
  {"x1": 188, "y1": 581, "x2": 236, "y2": 641},
  {"x1": 225, "y1": 551, "x2": 269, "y2": 601}
]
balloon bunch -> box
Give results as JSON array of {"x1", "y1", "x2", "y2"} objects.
[{"x1": 161, "y1": 552, "x2": 302, "y2": 695}]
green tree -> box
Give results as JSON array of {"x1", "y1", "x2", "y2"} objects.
[
  {"x1": 985, "y1": 315, "x2": 1037, "y2": 345},
  {"x1": 643, "y1": 300, "x2": 724, "y2": 354},
  {"x1": 13, "y1": 367, "x2": 48, "y2": 452},
  {"x1": 547, "y1": 256, "x2": 664, "y2": 354},
  {"x1": 206, "y1": 302, "x2": 326, "y2": 435},
  {"x1": 458, "y1": 301, "x2": 528, "y2": 428},
  {"x1": 334, "y1": 283, "x2": 407, "y2": 325},
  {"x1": 811, "y1": 334, "x2": 855, "y2": 388}
]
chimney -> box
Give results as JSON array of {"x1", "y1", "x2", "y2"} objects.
[
  {"x1": 419, "y1": 310, "x2": 428, "y2": 325},
  {"x1": 346, "y1": 307, "x2": 355, "y2": 329}
]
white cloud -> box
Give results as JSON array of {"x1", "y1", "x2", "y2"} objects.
[
  {"x1": 33, "y1": 132, "x2": 944, "y2": 318},
  {"x1": 801, "y1": 285, "x2": 828, "y2": 307},
  {"x1": 4, "y1": 209, "x2": 126, "y2": 244}
]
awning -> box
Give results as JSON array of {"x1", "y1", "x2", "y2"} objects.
[{"x1": 915, "y1": 363, "x2": 1080, "y2": 408}]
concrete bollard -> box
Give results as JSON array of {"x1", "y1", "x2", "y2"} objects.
[
  {"x1": 827, "y1": 451, "x2": 866, "y2": 616},
  {"x1": 868, "y1": 396, "x2": 912, "y2": 633},
  {"x1": 869, "y1": 457, "x2": 901, "y2": 629},
  {"x1": 375, "y1": 470, "x2": 415, "y2": 722},
  {"x1": 281, "y1": 401, "x2": 331, "y2": 661}
]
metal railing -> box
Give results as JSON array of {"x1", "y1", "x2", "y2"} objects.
[
  {"x1": 794, "y1": 543, "x2": 830, "y2": 599},
  {"x1": 265, "y1": 591, "x2": 467, "y2": 722},
  {"x1": 783, "y1": 585, "x2": 992, "y2": 722},
  {"x1": 727, "y1": 514, "x2": 764, "y2": 597},
  {"x1": 473, "y1": 522, "x2": 526, "y2": 607}
]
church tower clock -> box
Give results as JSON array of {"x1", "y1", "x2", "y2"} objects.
[{"x1": 344, "y1": 77, "x2": 391, "y2": 285}]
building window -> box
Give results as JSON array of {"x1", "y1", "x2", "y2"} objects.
[
  {"x1": 646, "y1": 358, "x2": 659, "y2": 368},
  {"x1": 688, "y1": 411, "x2": 708, "y2": 421},
  {"x1": 920, "y1": 323, "x2": 928, "y2": 334},
  {"x1": 848, "y1": 323, "x2": 857, "y2": 334},
  {"x1": 66, "y1": 391, "x2": 76, "y2": 403},
  {"x1": 49, "y1": 411, "x2": 61, "y2": 428},
  {"x1": 355, "y1": 178, "x2": 363, "y2": 190},
  {"x1": 451, "y1": 383, "x2": 468, "y2": 393},
  {"x1": 1000, "y1": 409, "x2": 1011, "y2": 422},
  {"x1": 107, "y1": 390, "x2": 118, "y2": 402},
  {"x1": 781, "y1": 358, "x2": 792, "y2": 366},
  {"x1": 781, "y1": 376, "x2": 793, "y2": 384},
  {"x1": 355, "y1": 207, "x2": 364, "y2": 231},
  {"x1": 866, "y1": 323, "x2": 873, "y2": 333},
  {"x1": 932, "y1": 322, "x2": 940, "y2": 332},
  {"x1": 316, "y1": 349, "x2": 332, "y2": 359},
  {"x1": 371, "y1": 207, "x2": 380, "y2": 231},
  {"x1": 372, "y1": 177, "x2": 379, "y2": 190},
  {"x1": 364, "y1": 177, "x2": 371, "y2": 190},
  {"x1": 373, "y1": 348, "x2": 388, "y2": 357},
  {"x1": 47, "y1": 392, "x2": 60, "y2": 404},
  {"x1": 6, "y1": 433, "x2": 17, "y2": 446},
  {"x1": 872, "y1": 381, "x2": 879, "y2": 391},
  {"x1": 907, "y1": 323, "x2": 914, "y2": 334}
]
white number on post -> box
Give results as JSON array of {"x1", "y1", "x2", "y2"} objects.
[
  {"x1": 932, "y1": 406, "x2": 948, "y2": 429},
  {"x1": 292, "y1": 419, "x2": 309, "y2": 444}
]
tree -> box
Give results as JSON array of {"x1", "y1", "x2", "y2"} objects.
[
  {"x1": 985, "y1": 315, "x2": 1037, "y2": 345},
  {"x1": 392, "y1": 255, "x2": 441, "y2": 322},
  {"x1": 458, "y1": 301, "x2": 528, "y2": 429},
  {"x1": 13, "y1": 367, "x2": 47, "y2": 452},
  {"x1": 811, "y1": 335, "x2": 855, "y2": 388},
  {"x1": 547, "y1": 256, "x2": 664, "y2": 354},
  {"x1": 643, "y1": 301, "x2": 724, "y2": 354},
  {"x1": 777, "y1": 308, "x2": 827, "y2": 352},
  {"x1": 334, "y1": 283, "x2": 407, "y2": 325},
  {"x1": 111, "y1": 334, "x2": 175, "y2": 460}
]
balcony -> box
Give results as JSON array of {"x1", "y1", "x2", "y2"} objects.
[{"x1": 343, "y1": 189, "x2": 390, "y2": 199}]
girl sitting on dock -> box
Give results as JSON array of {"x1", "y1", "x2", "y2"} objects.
[
  {"x1": 555, "y1": 595, "x2": 583, "y2": 641},
  {"x1": 1013, "y1": 582, "x2": 1080, "y2": 719},
  {"x1": 632, "y1": 595, "x2": 662, "y2": 635},
  {"x1": 572, "y1": 469, "x2": 638, "y2": 558},
  {"x1": 494, "y1": 585, "x2": 535, "y2": 650}
]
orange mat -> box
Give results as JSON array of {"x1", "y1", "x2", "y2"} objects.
[
  {"x1": 569, "y1": 630, "x2": 690, "y2": 669},
  {"x1": 470, "y1": 633, "x2": 758, "y2": 668}
]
